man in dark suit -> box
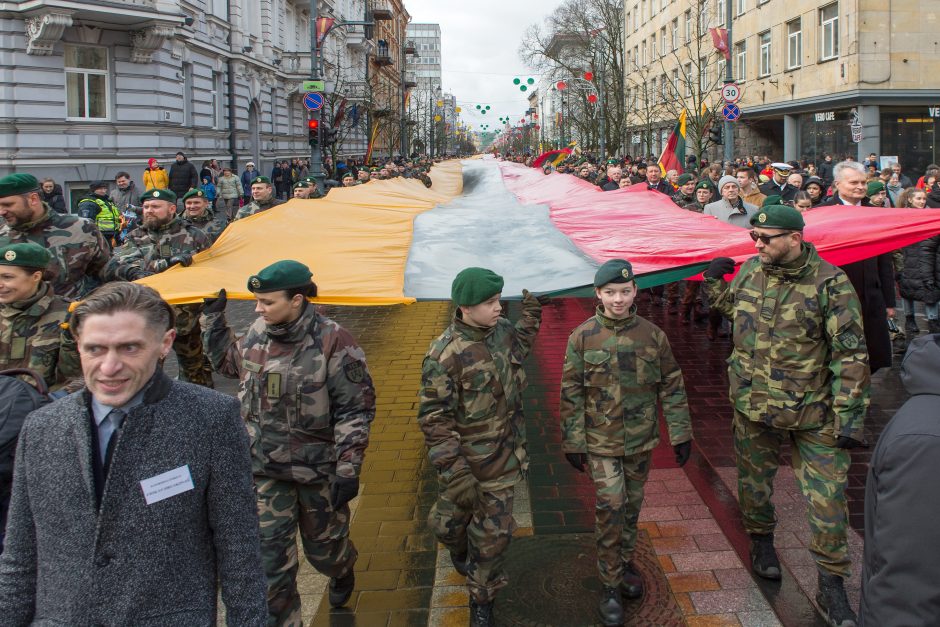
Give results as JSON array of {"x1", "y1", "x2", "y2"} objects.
[{"x1": 0, "y1": 282, "x2": 267, "y2": 626}]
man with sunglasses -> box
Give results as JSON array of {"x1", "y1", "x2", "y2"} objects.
[{"x1": 703, "y1": 204, "x2": 870, "y2": 627}]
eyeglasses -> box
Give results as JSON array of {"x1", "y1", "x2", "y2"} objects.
[{"x1": 749, "y1": 231, "x2": 792, "y2": 244}]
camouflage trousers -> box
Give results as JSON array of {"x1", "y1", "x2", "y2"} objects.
[
  {"x1": 256, "y1": 477, "x2": 357, "y2": 627},
  {"x1": 428, "y1": 484, "x2": 516, "y2": 604},
  {"x1": 588, "y1": 451, "x2": 652, "y2": 586},
  {"x1": 733, "y1": 412, "x2": 851, "y2": 577},
  {"x1": 173, "y1": 304, "x2": 214, "y2": 388}
]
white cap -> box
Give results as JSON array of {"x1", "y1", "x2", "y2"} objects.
[
  {"x1": 770, "y1": 162, "x2": 793, "y2": 171},
  {"x1": 246, "y1": 161, "x2": 255, "y2": 167}
]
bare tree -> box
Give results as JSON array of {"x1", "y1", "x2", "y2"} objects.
[{"x1": 519, "y1": 0, "x2": 627, "y2": 158}]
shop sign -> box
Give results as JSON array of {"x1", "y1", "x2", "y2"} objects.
[
  {"x1": 850, "y1": 108, "x2": 862, "y2": 143},
  {"x1": 814, "y1": 111, "x2": 836, "y2": 122},
  {"x1": 928, "y1": 107, "x2": 940, "y2": 118}
]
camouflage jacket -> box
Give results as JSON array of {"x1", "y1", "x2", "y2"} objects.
[
  {"x1": 560, "y1": 306, "x2": 692, "y2": 457},
  {"x1": 234, "y1": 196, "x2": 283, "y2": 221},
  {"x1": 0, "y1": 205, "x2": 110, "y2": 301},
  {"x1": 104, "y1": 217, "x2": 210, "y2": 280},
  {"x1": 418, "y1": 295, "x2": 542, "y2": 490},
  {"x1": 184, "y1": 210, "x2": 229, "y2": 245},
  {"x1": 201, "y1": 303, "x2": 376, "y2": 483},
  {"x1": 0, "y1": 281, "x2": 80, "y2": 392},
  {"x1": 704, "y1": 243, "x2": 870, "y2": 439}
]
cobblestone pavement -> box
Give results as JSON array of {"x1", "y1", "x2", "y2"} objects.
[{"x1": 180, "y1": 292, "x2": 906, "y2": 627}]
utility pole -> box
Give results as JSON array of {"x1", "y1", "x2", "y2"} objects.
[{"x1": 723, "y1": 0, "x2": 734, "y2": 164}]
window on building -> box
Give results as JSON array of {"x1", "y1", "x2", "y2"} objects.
[
  {"x1": 736, "y1": 0, "x2": 745, "y2": 16},
  {"x1": 651, "y1": 34, "x2": 657, "y2": 59},
  {"x1": 717, "y1": 0, "x2": 727, "y2": 27},
  {"x1": 758, "y1": 30, "x2": 771, "y2": 77},
  {"x1": 684, "y1": 10, "x2": 691, "y2": 43},
  {"x1": 820, "y1": 3, "x2": 839, "y2": 60},
  {"x1": 699, "y1": 57, "x2": 708, "y2": 92},
  {"x1": 671, "y1": 18, "x2": 678, "y2": 50},
  {"x1": 633, "y1": 45, "x2": 639, "y2": 68},
  {"x1": 211, "y1": 72, "x2": 223, "y2": 129},
  {"x1": 699, "y1": 3, "x2": 708, "y2": 32},
  {"x1": 684, "y1": 62, "x2": 693, "y2": 96},
  {"x1": 734, "y1": 40, "x2": 746, "y2": 81},
  {"x1": 717, "y1": 59, "x2": 726, "y2": 82},
  {"x1": 64, "y1": 45, "x2": 109, "y2": 120},
  {"x1": 626, "y1": 12, "x2": 632, "y2": 31},
  {"x1": 787, "y1": 18, "x2": 802, "y2": 69},
  {"x1": 210, "y1": 0, "x2": 227, "y2": 19},
  {"x1": 642, "y1": 0, "x2": 647, "y2": 20},
  {"x1": 660, "y1": 27, "x2": 667, "y2": 56},
  {"x1": 661, "y1": 73, "x2": 668, "y2": 101},
  {"x1": 672, "y1": 68, "x2": 679, "y2": 95},
  {"x1": 651, "y1": 0, "x2": 657, "y2": 16},
  {"x1": 651, "y1": 77, "x2": 657, "y2": 102},
  {"x1": 633, "y1": 4, "x2": 638, "y2": 30},
  {"x1": 642, "y1": 39, "x2": 647, "y2": 65}
]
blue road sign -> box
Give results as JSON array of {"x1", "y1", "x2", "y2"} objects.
[
  {"x1": 722, "y1": 102, "x2": 741, "y2": 121},
  {"x1": 303, "y1": 92, "x2": 324, "y2": 111}
]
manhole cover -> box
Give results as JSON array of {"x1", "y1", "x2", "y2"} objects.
[{"x1": 494, "y1": 531, "x2": 685, "y2": 626}]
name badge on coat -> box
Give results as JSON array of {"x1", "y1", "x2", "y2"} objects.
[{"x1": 140, "y1": 465, "x2": 195, "y2": 505}]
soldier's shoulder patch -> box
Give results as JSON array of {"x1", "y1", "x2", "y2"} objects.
[
  {"x1": 344, "y1": 360, "x2": 366, "y2": 384},
  {"x1": 837, "y1": 330, "x2": 860, "y2": 349}
]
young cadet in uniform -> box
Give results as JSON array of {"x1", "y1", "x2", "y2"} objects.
[
  {"x1": 560, "y1": 259, "x2": 693, "y2": 627},
  {"x1": 418, "y1": 268, "x2": 543, "y2": 627},
  {"x1": 0, "y1": 242, "x2": 80, "y2": 393},
  {"x1": 704, "y1": 205, "x2": 870, "y2": 627},
  {"x1": 200, "y1": 260, "x2": 375, "y2": 626}
]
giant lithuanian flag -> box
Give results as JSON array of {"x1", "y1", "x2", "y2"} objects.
[{"x1": 658, "y1": 109, "x2": 687, "y2": 175}]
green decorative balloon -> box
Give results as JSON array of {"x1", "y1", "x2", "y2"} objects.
[
  {"x1": 486, "y1": 105, "x2": 490, "y2": 109},
  {"x1": 476, "y1": 104, "x2": 481, "y2": 109},
  {"x1": 520, "y1": 85, "x2": 527, "y2": 91},
  {"x1": 481, "y1": 110, "x2": 486, "y2": 114},
  {"x1": 527, "y1": 77, "x2": 535, "y2": 85},
  {"x1": 513, "y1": 78, "x2": 521, "y2": 85}
]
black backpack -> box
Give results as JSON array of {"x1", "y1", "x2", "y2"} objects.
[{"x1": 0, "y1": 369, "x2": 51, "y2": 485}]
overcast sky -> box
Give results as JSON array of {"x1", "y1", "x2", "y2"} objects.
[{"x1": 404, "y1": 0, "x2": 558, "y2": 133}]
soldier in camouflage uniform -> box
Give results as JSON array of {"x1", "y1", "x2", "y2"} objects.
[
  {"x1": 104, "y1": 188, "x2": 214, "y2": 388},
  {"x1": 0, "y1": 242, "x2": 80, "y2": 392},
  {"x1": 201, "y1": 260, "x2": 375, "y2": 626},
  {"x1": 0, "y1": 173, "x2": 110, "y2": 301},
  {"x1": 704, "y1": 204, "x2": 870, "y2": 627},
  {"x1": 181, "y1": 188, "x2": 229, "y2": 244},
  {"x1": 234, "y1": 176, "x2": 284, "y2": 221},
  {"x1": 418, "y1": 268, "x2": 542, "y2": 627},
  {"x1": 560, "y1": 259, "x2": 692, "y2": 627}
]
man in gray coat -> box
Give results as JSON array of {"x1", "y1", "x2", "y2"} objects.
[
  {"x1": 0, "y1": 282, "x2": 267, "y2": 626},
  {"x1": 860, "y1": 333, "x2": 940, "y2": 626},
  {"x1": 704, "y1": 175, "x2": 758, "y2": 228}
]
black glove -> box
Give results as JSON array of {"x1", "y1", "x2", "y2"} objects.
[
  {"x1": 203, "y1": 288, "x2": 228, "y2": 314},
  {"x1": 128, "y1": 268, "x2": 154, "y2": 281},
  {"x1": 565, "y1": 452, "x2": 587, "y2": 472},
  {"x1": 167, "y1": 252, "x2": 194, "y2": 268},
  {"x1": 704, "y1": 257, "x2": 735, "y2": 279},
  {"x1": 674, "y1": 440, "x2": 692, "y2": 467},
  {"x1": 835, "y1": 435, "x2": 863, "y2": 450},
  {"x1": 330, "y1": 476, "x2": 360, "y2": 510},
  {"x1": 522, "y1": 288, "x2": 552, "y2": 306}
]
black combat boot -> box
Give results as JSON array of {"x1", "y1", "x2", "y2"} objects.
[
  {"x1": 449, "y1": 549, "x2": 469, "y2": 577},
  {"x1": 598, "y1": 586, "x2": 624, "y2": 626},
  {"x1": 816, "y1": 571, "x2": 858, "y2": 627},
  {"x1": 620, "y1": 561, "x2": 644, "y2": 599},
  {"x1": 928, "y1": 318, "x2": 940, "y2": 334},
  {"x1": 328, "y1": 571, "x2": 355, "y2": 607},
  {"x1": 905, "y1": 314, "x2": 920, "y2": 336},
  {"x1": 749, "y1": 533, "x2": 782, "y2": 580},
  {"x1": 469, "y1": 599, "x2": 495, "y2": 627}
]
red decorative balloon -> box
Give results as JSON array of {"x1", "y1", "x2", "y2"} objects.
[
  {"x1": 587, "y1": 94, "x2": 598, "y2": 103},
  {"x1": 556, "y1": 81, "x2": 567, "y2": 90},
  {"x1": 583, "y1": 71, "x2": 594, "y2": 81}
]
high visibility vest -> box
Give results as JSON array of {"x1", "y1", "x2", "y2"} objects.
[{"x1": 92, "y1": 197, "x2": 122, "y2": 232}]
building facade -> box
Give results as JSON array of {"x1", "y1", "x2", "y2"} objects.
[
  {"x1": 406, "y1": 22, "x2": 441, "y2": 156},
  {"x1": 0, "y1": 0, "x2": 385, "y2": 211},
  {"x1": 367, "y1": 0, "x2": 410, "y2": 160},
  {"x1": 624, "y1": 0, "x2": 940, "y2": 172}
]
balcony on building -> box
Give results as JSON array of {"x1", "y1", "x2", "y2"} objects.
[
  {"x1": 404, "y1": 71, "x2": 417, "y2": 88},
  {"x1": 281, "y1": 52, "x2": 312, "y2": 75},
  {"x1": 373, "y1": 40, "x2": 393, "y2": 66},
  {"x1": 345, "y1": 24, "x2": 373, "y2": 52},
  {"x1": 404, "y1": 40, "x2": 416, "y2": 55},
  {"x1": 371, "y1": 1, "x2": 393, "y2": 21}
]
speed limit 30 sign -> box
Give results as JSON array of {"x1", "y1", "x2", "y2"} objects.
[{"x1": 721, "y1": 82, "x2": 742, "y2": 103}]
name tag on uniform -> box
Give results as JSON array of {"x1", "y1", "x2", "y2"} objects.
[{"x1": 140, "y1": 465, "x2": 194, "y2": 505}]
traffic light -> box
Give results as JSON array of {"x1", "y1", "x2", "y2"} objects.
[
  {"x1": 708, "y1": 124, "x2": 723, "y2": 145},
  {"x1": 322, "y1": 124, "x2": 339, "y2": 147},
  {"x1": 308, "y1": 118, "x2": 319, "y2": 147}
]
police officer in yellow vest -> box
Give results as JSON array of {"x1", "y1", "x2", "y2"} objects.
[{"x1": 77, "y1": 181, "x2": 123, "y2": 249}]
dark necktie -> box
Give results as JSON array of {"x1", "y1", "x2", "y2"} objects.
[{"x1": 103, "y1": 409, "x2": 126, "y2": 477}]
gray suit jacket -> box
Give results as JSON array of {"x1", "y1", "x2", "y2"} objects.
[
  {"x1": 0, "y1": 371, "x2": 267, "y2": 626},
  {"x1": 704, "y1": 198, "x2": 758, "y2": 228}
]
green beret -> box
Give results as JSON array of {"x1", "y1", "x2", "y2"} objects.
[
  {"x1": 606, "y1": 158, "x2": 620, "y2": 165},
  {"x1": 677, "y1": 173, "x2": 695, "y2": 186},
  {"x1": 750, "y1": 205, "x2": 805, "y2": 231},
  {"x1": 761, "y1": 194, "x2": 782, "y2": 207},
  {"x1": 0, "y1": 242, "x2": 51, "y2": 269},
  {"x1": 695, "y1": 181, "x2": 712, "y2": 192},
  {"x1": 251, "y1": 176, "x2": 272, "y2": 185},
  {"x1": 342, "y1": 172, "x2": 354, "y2": 180},
  {"x1": 182, "y1": 189, "x2": 207, "y2": 201},
  {"x1": 451, "y1": 267, "x2": 504, "y2": 306},
  {"x1": 0, "y1": 173, "x2": 40, "y2": 198},
  {"x1": 867, "y1": 180, "x2": 886, "y2": 196},
  {"x1": 292, "y1": 181, "x2": 312, "y2": 189},
  {"x1": 139, "y1": 188, "x2": 177, "y2": 203},
  {"x1": 247, "y1": 260, "x2": 314, "y2": 293},
  {"x1": 594, "y1": 258, "x2": 635, "y2": 287}
]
